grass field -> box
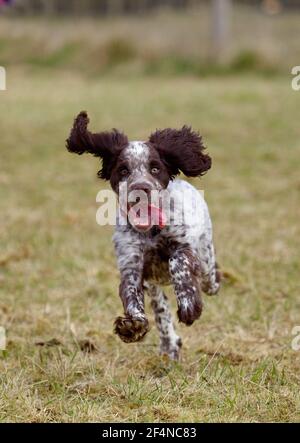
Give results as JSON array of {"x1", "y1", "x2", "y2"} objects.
[{"x1": 0, "y1": 67, "x2": 299, "y2": 422}]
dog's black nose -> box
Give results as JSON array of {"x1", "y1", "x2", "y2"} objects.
[{"x1": 130, "y1": 183, "x2": 152, "y2": 195}]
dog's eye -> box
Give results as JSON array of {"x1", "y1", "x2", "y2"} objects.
[
  {"x1": 120, "y1": 167, "x2": 129, "y2": 176},
  {"x1": 151, "y1": 167, "x2": 159, "y2": 175}
]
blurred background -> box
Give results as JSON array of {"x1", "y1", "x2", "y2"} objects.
[
  {"x1": 0, "y1": 0, "x2": 300, "y2": 75},
  {"x1": 0, "y1": 0, "x2": 300, "y2": 423}
]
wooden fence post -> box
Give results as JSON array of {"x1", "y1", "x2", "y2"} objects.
[{"x1": 212, "y1": 0, "x2": 232, "y2": 62}]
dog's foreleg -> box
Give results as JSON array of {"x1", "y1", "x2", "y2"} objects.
[
  {"x1": 113, "y1": 235, "x2": 149, "y2": 343},
  {"x1": 169, "y1": 248, "x2": 203, "y2": 326}
]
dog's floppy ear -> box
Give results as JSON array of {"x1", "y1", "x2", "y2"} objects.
[
  {"x1": 66, "y1": 111, "x2": 128, "y2": 179},
  {"x1": 149, "y1": 126, "x2": 211, "y2": 178}
]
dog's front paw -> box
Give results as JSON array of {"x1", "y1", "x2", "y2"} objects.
[
  {"x1": 114, "y1": 315, "x2": 150, "y2": 343},
  {"x1": 177, "y1": 295, "x2": 202, "y2": 326}
]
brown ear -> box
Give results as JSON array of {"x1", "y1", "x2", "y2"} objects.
[
  {"x1": 66, "y1": 111, "x2": 128, "y2": 179},
  {"x1": 149, "y1": 126, "x2": 211, "y2": 178}
]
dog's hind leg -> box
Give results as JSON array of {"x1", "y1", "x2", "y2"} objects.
[
  {"x1": 147, "y1": 283, "x2": 182, "y2": 360},
  {"x1": 199, "y1": 237, "x2": 221, "y2": 296}
]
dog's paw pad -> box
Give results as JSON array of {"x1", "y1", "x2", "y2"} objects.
[{"x1": 114, "y1": 316, "x2": 149, "y2": 343}]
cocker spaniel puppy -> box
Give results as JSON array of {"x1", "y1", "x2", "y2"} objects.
[{"x1": 66, "y1": 111, "x2": 220, "y2": 360}]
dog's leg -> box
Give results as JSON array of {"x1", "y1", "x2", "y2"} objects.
[
  {"x1": 199, "y1": 235, "x2": 221, "y2": 296},
  {"x1": 147, "y1": 283, "x2": 182, "y2": 360},
  {"x1": 169, "y1": 249, "x2": 203, "y2": 326},
  {"x1": 113, "y1": 234, "x2": 149, "y2": 343},
  {"x1": 114, "y1": 268, "x2": 150, "y2": 343}
]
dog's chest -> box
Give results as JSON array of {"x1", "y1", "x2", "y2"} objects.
[{"x1": 142, "y1": 233, "x2": 175, "y2": 285}]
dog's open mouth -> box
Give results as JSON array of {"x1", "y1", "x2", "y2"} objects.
[{"x1": 128, "y1": 203, "x2": 166, "y2": 232}]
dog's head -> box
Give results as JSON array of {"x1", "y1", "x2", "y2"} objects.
[{"x1": 66, "y1": 111, "x2": 211, "y2": 231}]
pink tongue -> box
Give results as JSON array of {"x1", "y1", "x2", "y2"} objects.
[{"x1": 133, "y1": 205, "x2": 166, "y2": 230}]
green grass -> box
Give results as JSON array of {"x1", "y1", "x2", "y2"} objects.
[{"x1": 0, "y1": 68, "x2": 300, "y2": 422}]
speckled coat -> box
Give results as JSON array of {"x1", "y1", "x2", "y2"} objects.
[{"x1": 67, "y1": 111, "x2": 221, "y2": 360}]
